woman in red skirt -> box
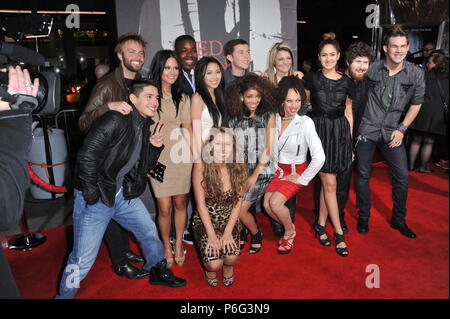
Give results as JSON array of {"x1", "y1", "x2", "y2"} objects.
[{"x1": 263, "y1": 76, "x2": 325, "y2": 254}]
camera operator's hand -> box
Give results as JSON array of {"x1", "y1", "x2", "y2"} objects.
[
  {"x1": 0, "y1": 66, "x2": 39, "y2": 111},
  {"x1": 8, "y1": 66, "x2": 39, "y2": 97}
]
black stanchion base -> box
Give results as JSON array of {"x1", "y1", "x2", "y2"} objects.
[{"x1": 8, "y1": 233, "x2": 47, "y2": 251}]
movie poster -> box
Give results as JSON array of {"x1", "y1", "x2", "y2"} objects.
[{"x1": 115, "y1": 0, "x2": 297, "y2": 75}]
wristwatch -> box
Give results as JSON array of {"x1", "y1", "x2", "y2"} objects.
[{"x1": 396, "y1": 123, "x2": 408, "y2": 134}]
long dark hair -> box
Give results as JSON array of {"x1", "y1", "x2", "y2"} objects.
[
  {"x1": 149, "y1": 50, "x2": 184, "y2": 116},
  {"x1": 225, "y1": 73, "x2": 277, "y2": 118},
  {"x1": 195, "y1": 56, "x2": 228, "y2": 126}
]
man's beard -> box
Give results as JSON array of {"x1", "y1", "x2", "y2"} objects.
[
  {"x1": 349, "y1": 68, "x2": 366, "y2": 81},
  {"x1": 123, "y1": 58, "x2": 143, "y2": 73}
]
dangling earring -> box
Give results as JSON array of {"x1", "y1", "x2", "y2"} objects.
[
  {"x1": 240, "y1": 95, "x2": 243, "y2": 102},
  {"x1": 279, "y1": 104, "x2": 285, "y2": 117}
]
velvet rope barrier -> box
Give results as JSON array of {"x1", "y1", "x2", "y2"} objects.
[{"x1": 27, "y1": 162, "x2": 68, "y2": 193}]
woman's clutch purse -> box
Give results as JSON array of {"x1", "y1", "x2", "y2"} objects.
[{"x1": 148, "y1": 161, "x2": 166, "y2": 183}]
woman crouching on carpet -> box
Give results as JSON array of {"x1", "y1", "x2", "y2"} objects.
[
  {"x1": 263, "y1": 76, "x2": 325, "y2": 254},
  {"x1": 191, "y1": 127, "x2": 248, "y2": 287}
]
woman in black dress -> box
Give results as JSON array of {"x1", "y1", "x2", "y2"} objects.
[
  {"x1": 409, "y1": 51, "x2": 449, "y2": 173},
  {"x1": 303, "y1": 33, "x2": 353, "y2": 257}
]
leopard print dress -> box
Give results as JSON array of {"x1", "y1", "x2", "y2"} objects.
[{"x1": 192, "y1": 190, "x2": 241, "y2": 264}]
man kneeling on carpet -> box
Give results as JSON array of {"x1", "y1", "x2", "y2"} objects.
[{"x1": 55, "y1": 80, "x2": 186, "y2": 299}]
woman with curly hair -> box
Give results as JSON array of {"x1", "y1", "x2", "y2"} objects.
[
  {"x1": 191, "y1": 127, "x2": 248, "y2": 287},
  {"x1": 226, "y1": 73, "x2": 278, "y2": 254},
  {"x1": 264, "y1": 76, "x2": 325, "y2": 254}
]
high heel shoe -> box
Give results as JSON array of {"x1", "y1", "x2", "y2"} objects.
[
  {"x1": 205, "y1": 271, "x2": 218, "y2": 287},
  {"x1": 314, "y1": 223, "x2": 331, "y2": 247},
  {"x1": 174, "y1": 249, "x2": 186, "y2": 267},
  {"x1": 277, "y1": 230, "x2": 296, "y2": 254},
  {"x1": 164, "y1": 248, "x2": 174, "y2": 268},
  {"x1": 249, "y1": 230, "x2": 263, "y2": 254},
  {"x1": 334, "y1": 232, "x2": 349, "y2": 257},
  {"x1": 172, "y1": 242, "x2": 186, "y2": 267},
  {"x1": 222, "y1": 264, "x2": 234, "y2": 287},
  {"x1": 223, "y1": 275, "x2": 234, "y2": 287}
]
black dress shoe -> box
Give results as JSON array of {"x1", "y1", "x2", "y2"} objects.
[
  {"x1": 357, "y1": 219, "x2": 369, "y2": 234},
  {"x1": 391, "y1": 223, "x2": 417, "y2": 239},
  {"x1": 113, "y1": 263, "x2": 149, "y2": 279},
  {"x1": 126, "y1": 251, "x2": 145, "y2": 263},
  {"x1": 418, "y1": 168, "x2": 434, "y2": 173},
  {"x1": 149, "y1": 259, "x2": 186, "y2": 288}
]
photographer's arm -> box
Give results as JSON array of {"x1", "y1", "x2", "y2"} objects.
[{"x1": 0, "y1": 67, "x2": 39, "y2": 230}]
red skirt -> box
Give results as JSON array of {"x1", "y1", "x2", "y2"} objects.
[{"x1": 265, "y1": 162, "x2": 308, "y2": 200}]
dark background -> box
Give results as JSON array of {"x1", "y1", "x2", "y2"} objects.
[{"x1": 297, "y1": 0, "x2": 374, "y2": 69}]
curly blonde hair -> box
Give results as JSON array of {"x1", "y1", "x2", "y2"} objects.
[{"x1": 202, "y1": 127, "x2": 248, "y2": 207}]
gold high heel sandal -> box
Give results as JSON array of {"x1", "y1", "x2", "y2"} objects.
[
  {"x1": 205, "y1": 270, "x2": 218, "y2": 287},
  {"x1": 173, "y1": 241, "x2": 186, "y2": 266}
]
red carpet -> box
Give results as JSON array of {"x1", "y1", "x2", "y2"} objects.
[{"x1": 4, "y1": 162, "x2": 449, "y2": 299}]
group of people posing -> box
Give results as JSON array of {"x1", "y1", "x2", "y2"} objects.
[{"x1": 55, "y1": 25, "x2": 448, "y2": 298}]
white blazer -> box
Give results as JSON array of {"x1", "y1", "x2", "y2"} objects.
[{"x1": 271, "y1": 113, "x2": 325, "y2": 186}]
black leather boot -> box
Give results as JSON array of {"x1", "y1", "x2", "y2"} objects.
[
  {"x1": 149, "y1": 259, "x2": 186, "y2": 288},
  {"x1": 126, "y1": 251, "x2": 145, "y2": 263},
  {"x1": 357, "y1": 218, "x2": 369, "y2": 234},
  {"x1": 113, "y1": 263, "x2": 149, "y2": 279},
  {"x1": 391, "y1": 222, "x2": 417, "y2": 239}
]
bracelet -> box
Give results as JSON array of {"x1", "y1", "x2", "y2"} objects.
[{"x1": 396, "y1": 123, "x2": 408, "y2": 134}]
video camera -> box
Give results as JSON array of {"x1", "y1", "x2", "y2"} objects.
[{"x1": 0, "y1": 14, "x2": 60, "y2": 115}]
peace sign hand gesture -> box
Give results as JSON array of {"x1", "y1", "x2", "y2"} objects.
[{"x1": 149, "y1": 122, "x2": 164, "y2": 147}]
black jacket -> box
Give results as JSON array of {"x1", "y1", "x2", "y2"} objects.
[
  {"x1": 0, "y1": 109, "x2": 32, "y2": 231},
  {"x1": 410, "y1": 71, "x2": 449, "y2": 135},
  {"x1": 73, "y1": 109, "x2": 163, "y2": 207}
]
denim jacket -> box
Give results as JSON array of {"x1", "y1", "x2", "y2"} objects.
[{"x1": 358, "y1": 60, "x2": 425, "y2": 142}]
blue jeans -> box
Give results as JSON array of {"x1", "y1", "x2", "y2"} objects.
[
  {"x1": 55, "y1": 189, "x2": 164, "y2": 299},
  {"x1": 355, "y1": 137, "x2": 409, "y2": 224}
]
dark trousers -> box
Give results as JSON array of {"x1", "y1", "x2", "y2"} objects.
[
  {"x1": 0, "y1": 247, "x2": 21, "y2": 299},
  {"x1": 355, "y1": 137, "x2": 409, "y2": 224},
  {"x1": 104, "y1": 220, "x2": 131, "y2": 266},
  {"x1": 313, "y1": 164, "x2": 352, "y2": 223}
]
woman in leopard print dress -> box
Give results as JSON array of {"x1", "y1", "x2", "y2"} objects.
[{"x1": 192, "y1": 127, "x2": 248, "y2": 287}]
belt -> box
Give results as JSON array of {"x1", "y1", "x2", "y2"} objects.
[{"x1": 311, "y1": 109, "x2": 345, "y2": 119}]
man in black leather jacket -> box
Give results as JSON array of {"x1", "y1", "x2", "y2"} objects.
[{"x1": 55, "y1": 80, "x2": 186, "y2": 299}]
